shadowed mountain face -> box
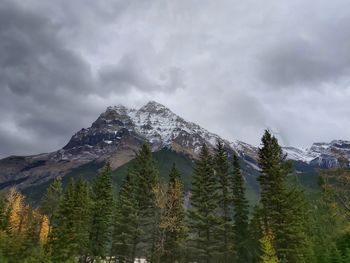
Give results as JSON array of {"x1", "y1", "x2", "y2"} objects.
[{"x1": 0, "y1": 101, "x2": 348, "y2": 197}]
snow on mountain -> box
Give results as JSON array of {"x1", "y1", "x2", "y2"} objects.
[
  {"x1": 283, "y1": 147, "x2": 320, "y2": 163},
  {"x1": 283, "y1": 140, "x2": 350, "y2": 168},
  {"x1": 90, "y1": 101, "x2": 230, "y2": 151},
  {"x1": 64, "y1": 101, "x2": 350, "y2": 169}
]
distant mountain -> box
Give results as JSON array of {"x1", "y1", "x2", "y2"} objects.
[
  {"x1": 0, "y1": 101, "x2": 348, "y2": 197},
  {"x1": 284, "y1": 140, "x2": 350, "y2": 169}
]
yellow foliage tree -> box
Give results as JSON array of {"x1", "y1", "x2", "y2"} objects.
[
  {"x1": 260, "y1": 230, "x2": 279, "y2": 263},
  {"x1": 6, "y1": 187, "x2": 26, "y2": 236},
  {"x1": 39, "y1": 215, "x2": 50, "y2": 244}
]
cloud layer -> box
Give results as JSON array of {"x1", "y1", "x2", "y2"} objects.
[{"x1": 1, "y1": 0, "x2": 350, "y2": 157}]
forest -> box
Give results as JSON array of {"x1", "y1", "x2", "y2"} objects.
[{"x1": 0, "y1": 130, "x2": 349, "y2": 263}]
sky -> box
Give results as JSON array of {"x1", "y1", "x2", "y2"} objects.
[{"x1": 1, "y1": 0, "x2": 350, "y2": 158}]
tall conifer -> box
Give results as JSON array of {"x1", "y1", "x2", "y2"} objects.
[
  {"x1": 40, "y1": 178, "x2": 62, "y2": 238},
  {"x1": 133, "y1": 144, "x2": 160, "y2": 262},
  {"x1": 188, "y1": 144, "x2": 219, "y2": 263},
  {"x1": 232, "y1": 154, "x2": 250, "y2": 262},
  {"x1": 111, "y1": 172, "x2": 139, "y2": 263},
  {"x1": 258, "y1": 130, "x2": 310, "y2": 262},
  {"x1": 89, "y1": 163, "x2": 114, "y2": 260},
  {"x1": 213, "y1": 141, "x2": 233, "y2": 262}
]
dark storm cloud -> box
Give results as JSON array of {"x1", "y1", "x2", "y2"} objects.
[
  {"x1": 0, "y1": 0, "x2": 185, "y2": 157},
  {"x1": 0, "y1": 1, "x2": 99, "y2": 157},
  {"x1": 1, "y1": 0, "x2": 350, "y2": 157}
]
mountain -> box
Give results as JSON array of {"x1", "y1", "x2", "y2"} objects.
[
  {"x1": 0, "y1": 101, "x2": 258, "y2": 194},
  {"x1": 284, "y1": 140, "x2": 350, "y2": 169},
  {"x1": 0, "y1": 101, "x2": 348, "y2": 199}
]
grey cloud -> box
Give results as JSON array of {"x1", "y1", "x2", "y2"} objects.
[
  {"x1": 98, "y1": 55, "x2": 185, "y2": 94},
  {"x1": 0, "y1": 1, "x2": 97, "y2": 157},
  {"x1": 1, "y1": 0, "x2": 350, "y2": 158},
  {"x1": 259, "y1": 15, "x2": 350, "y2": 88}
]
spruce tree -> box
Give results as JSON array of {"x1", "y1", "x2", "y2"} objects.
[
  {"x1": 133, "y1": 144, "x2": 160, "y2": 262},
  {"x1": 73, "y1": 178, "x2": 92, "y2": 261},
  {"x1": 50, "y1": 179, "x2": 77, "y2": 262},
  {"x1": 188, "y1": 144, "x2": 219, "y2": 263},
  {"x1": 258, "y1": 130, "x2": 310, "y2": 262},
  {"x1": 232, "y1": 154, "x2": 250, "y2": 262},
  {"x1": 161, "y1": 164, "x2": 186, "y2": 263},
  {"x1": 89, "y1": 163, "x2": 114, "y2": 260},
  {"x1": 249, "y1": 205, "x2": 264, "y2": 263},
  {"x1": 111, "y1": 171, "x2": 139, "y2": 263},
  {"x1": 40, "y1": 178, "x2": 62, "y2": 237},
  {"x1": 213, "y1": 141, "x2": 233, "y2": 262}
]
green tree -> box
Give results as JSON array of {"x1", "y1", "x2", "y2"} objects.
[
  {"x1": 232, "y1": 154, "x2": 250, "y2": 262},
  {"x1": 111, "y1": 172, "x2": 139, "y2": 263},
  {"x1": 89, "y1": 163, "x2": 114, "y2": 260},
  {"x1": 40, "y1": 178, "x2": 62, "y2": 238},
  {"x1": 50, "y1": 179, "x2": 77, "y2": 262},
  {"x1": 258, "y1": 130, "x2": 311, "y2": 262},
  {"x1": 133, "y1": 144, "x2": 160, "y2": 262},
  {"x1": 73, "y1": 178, "x2": 92, "y2": 261},
  {"x1": 188, "y1": 144, "x2": 219, "y2": 263},
  {"x1": 213, "y1": 141, "x2": 233, "y2": 262}
]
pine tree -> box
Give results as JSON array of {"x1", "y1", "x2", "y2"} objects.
[
  {"x1": 73, "y1": 178, "x2": 92, "y2": 261},
  {"x1": 161, "y1": 164, "x2": 186, "y2": 263},
  {"x1": 111, "y1": 171, "x2": 139, "y2": 263},
  {"x1": 213, "y1": 141, "x2": 233, "y2": 262},
  {"x1": 133, "y1": 144, "x2": 160, "y2": 262},
  {"x1": 50, "y1": 179, "x2": 77, "y2": 262},
  {"x1": 89, "y1": 163, "x2": 114, "y2": 260},
  {"x1": 49, "y1": 178, "x2": 92, "y2": 262},
  {"x1": 188, "y1": 144, "x2": 219, "y2": 263},
  {"x1": 249, "y1": 205, "x2": 264, "y2": 263},
  {"x1": 258, "y1": 130, "x2": 310, "y2": 262},
  {"x1": 40, "y1": 178, "x2": 62, "y2": 239},
  {"x1": 232, "y1": 154, "x2": 250, "y2": 262},
  {"x1": 0, "y1": 195, "x2": 8, "y2": 231}
]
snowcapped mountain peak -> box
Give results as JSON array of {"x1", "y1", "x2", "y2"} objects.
[
  {"x1": 63, "y1": 101, "x2": 350, "y2": 169},
  {"x1": 139, "y1": 101, "x2": 169, "y2": 112},
  {"x1": 63, "y1": 101, "x2": 247, "y2": 160}
]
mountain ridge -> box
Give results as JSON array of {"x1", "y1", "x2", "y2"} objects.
[{"x1": 0, "y1": 101, "x2": 349, "y2": 193}]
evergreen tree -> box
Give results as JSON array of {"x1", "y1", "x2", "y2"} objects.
[
  {"x1": 133, "y1": 144, "x2": 160, "y2": 262},
  {"x1": 111, "y1": 172, "x2": 139, "y2": 263},
  {"x1": 73, "y1": 178, "x2": 92, "y2": 261},
  {"x1": 50, "y1": 179, "x2": 77, "y2": 262},
  {"x1": 213, "y1": 141, "x2": 233, "y2": 262},
  {"x1": 249, "y1": 205, "x2": 264, "y2": 263},
  {"x1": 232, "y1": 154, "x2": 250, "y2": 262},
  {"x1": 0, "y1": 195, "x2": 8, "y2": 231},
  {"x1": 258, "y1": 130, "x2": 310, "y2": 262},
  {"x1": 161, "y1": 164, "x2": 186, "y2": 263},
  {"x1": 188, "y1": 144, "x2": 219, "y2": 263},
  {"x1": 40, "y1": 178, "x2": 62, "y2": 238},
  {"x1": 50, "y1": 178, "x2": 92, "y2": 262},
  {"x1": 89, "y1": 163, "x2": 114, "y2": 260}
]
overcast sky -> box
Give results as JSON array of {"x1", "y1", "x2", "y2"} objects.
[{"x1": 1, "y1": 0, "x2": 350, "y2": 158}]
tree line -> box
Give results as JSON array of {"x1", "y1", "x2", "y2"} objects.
[{"x1": 0, "y1": 130, "x2": 349, "y2": 262}]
